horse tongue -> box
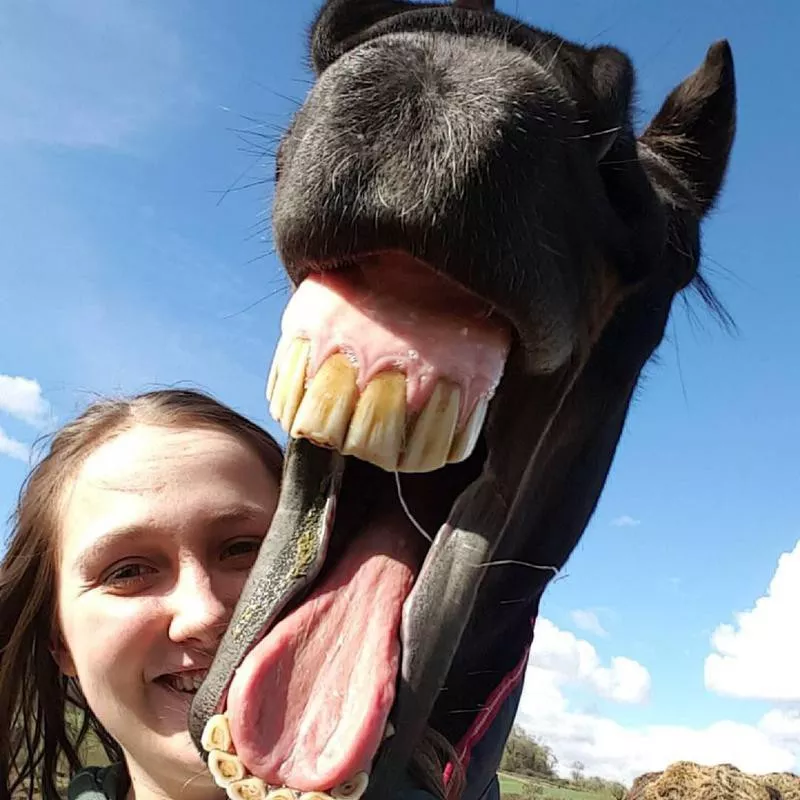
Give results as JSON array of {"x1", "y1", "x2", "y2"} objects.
[{"x1": 225, "y1": 510, "x2": 417, "y2": 793}]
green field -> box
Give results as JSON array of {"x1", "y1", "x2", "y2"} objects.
[{"x1": 498, "y1": 772, "x2": 618, "y2": 799}]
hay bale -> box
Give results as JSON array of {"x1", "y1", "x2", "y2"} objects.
[{"x1": 625, "y1": 762, "x2": 800, "y2": 799}]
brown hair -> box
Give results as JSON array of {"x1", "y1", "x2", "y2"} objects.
[{"x1": 0, "y1": 389, "x2": 284, "y2": 800}]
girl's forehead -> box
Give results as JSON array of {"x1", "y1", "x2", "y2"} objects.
[{"x1": 58, "y1": 424, "x2": 279, "y2": 557}]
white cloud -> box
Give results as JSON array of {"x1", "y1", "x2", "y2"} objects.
[
  {"x1": 570, "y1": 609, "x2": 608, "y2": 638},
  {"x1": 517, "y1": 620, "x2": 800, "y2": 784},
  {"x1": 532, "y1": 618, "x2": 650, "y2": 704},
  {"x1": 612, "y1": 515, "x2": 641, "y2": 527},
  {"x1": 517, "y1": 618, "x2": 800, "y2": 784},
  {"x1": 705, "y1": 540, "x2": 800, "y2": 701},
  {"x1": 759, "y1": 709, "x2": 800, "y2": 747},
  {"x1": 518, "y1": 676, "x2": 798, "y2": 785},
  {"x1": 0, "y1": 375, "x2": 51, "y2": 427},
  {"x1": 0, "y1": 427, "x2": 30, "y2": 463},
  {"x1": 0, "y1": 0, "x2": 199, "y2": 149}
]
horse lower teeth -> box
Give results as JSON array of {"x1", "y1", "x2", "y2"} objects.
[
  {"x1": 208, "y1": 751, "x2": 246, "y2": 787},
  {"x1": 201, "y1": 714, "x2": 233, "y2": 753},
  {"x1": 331, "y1": 772, "x2": 369, "y2": 799},
  {"x1": 267, "y1": 338, "x2": 490, "y2": 473},
  {"x1": 200, "y1": 711, "x2": 368, "y2": 800},
  {"x1": 227, "y1": 778, "x2": 268, "y2": 800}
]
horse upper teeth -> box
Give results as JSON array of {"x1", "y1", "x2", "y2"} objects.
[
  {"x1": 208, "y1": 750, "x2": 247, "y2": 787},
  {"x1": 267, "y1": 338, "x2": 490, "y2": 472},
  {"x1": 226, "y1": 778, "x2": 269, "y2": 800},
  {"x1": 290, "y1": 353, "x2": 359, "y2": 451},
  {"x1": 343, "y1": 369, "x2": 406, "y2": 471},
  {"x1": 268, "y1": 337, "x2": 310, "y2": 432},
  {"x1": 201, "y1": 714, "x2": 233, "y2": 753},
  {"x1": 448, "y1": 395, "x2": 489, "y2": 464},
  {"x1": 331, "y1": 772, "x2": 369, "y2": 799},
  {"x1": 398, "y1": 380, "x2": 460, "y2": 473}
]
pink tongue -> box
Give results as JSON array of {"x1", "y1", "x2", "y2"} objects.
[{"x1": 226, "y1": 515, "x2": 418, "y2": 792}]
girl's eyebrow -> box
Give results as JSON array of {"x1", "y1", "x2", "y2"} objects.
[
  {"x1": 73, "y1": 527, "x2": 154, "y2": 574},
  {"x1": 72, "y1": 504, "x2": 272, "y2": 572}
]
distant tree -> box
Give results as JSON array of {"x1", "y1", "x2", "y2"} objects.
[
  {"x1": 608, "y1": 781, "x2": 627, "y2": 799},
  {"x1": 500, "y1": 726, "x2": 558, "y2": 778},
  {"x1": 570, "y1": 760, "x2": 585, "y2": 782}
]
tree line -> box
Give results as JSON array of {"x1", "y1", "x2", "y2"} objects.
[{"x1": 500, "y1": 725, "x2": 628, "y2": 799}]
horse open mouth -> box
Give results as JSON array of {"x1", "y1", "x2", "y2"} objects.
[
  {"x1": 189, "y1": 252, "x2": 526, "y2": 798},
  {"x1": 186, "y1": 0, "x2": 737, "y2": 793}
]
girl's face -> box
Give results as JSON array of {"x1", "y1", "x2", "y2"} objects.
[{"x1": 55, "y1": 424, "x2": 279, "y2": 793}]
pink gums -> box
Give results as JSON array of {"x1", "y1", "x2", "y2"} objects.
[{"x1": 279, "y1": 254, "x2": 511, "y2": 428}]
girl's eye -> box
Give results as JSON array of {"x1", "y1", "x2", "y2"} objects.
[
  {"x1": 221, "y1": 537, "x2": 263, "y2": 564},
  {"x1": 102, "y1": 562, "x2": 157, "y2": 591}
]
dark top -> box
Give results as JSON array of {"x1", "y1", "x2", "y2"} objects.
[
  {"x1": 67, "y1": 764, "x2": 129, "y2": 800},
  {"x1": 65, "y1": 764, "x2": 449, "y2": 800}
]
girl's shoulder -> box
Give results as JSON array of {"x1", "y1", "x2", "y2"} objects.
[{"x1": 67, "y1": 763, "x2": 127, "y2": 800}]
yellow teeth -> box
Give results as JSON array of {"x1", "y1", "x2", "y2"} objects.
[
  {"x1": 448, "y1": 395, "x2": 489, "y2": 464},
  {"x1": 199, "y1": 711, "x2": 367, "y2": 800},
  {"x1": 208, "y1": 751, "x2": 246, "y2": 788},
  {"x1": 269, "y1": 338, "x2": 310, "y2": 431},
  {"x1": 201, "y1": 714, "x2": 233, "y2": 754},
  {"x1": 398, "y1": 381, "x2": 460, "y2": 473},
  {"x1": 383, "y1": 721, "x2": 396, "y2": 740},
  {"x1": 267, "y1": 339, "x2": 492, "y2": 473},
  {"x1": 342, "y1": 370, "x2": 406, "y2": 471},
  {"x1": 227, "y1": 778, "x2": 268, "y2": 800},
  {"x1": 331, "y1": 772, "x2": 369, "y2": 799},
  {"x1": 290, "y1": 353, "x2": 359, "y2": 450}
]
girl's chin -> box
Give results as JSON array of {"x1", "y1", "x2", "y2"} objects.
[{"x1": 147, "y1": 680, "x2": 203, "y2": 737}]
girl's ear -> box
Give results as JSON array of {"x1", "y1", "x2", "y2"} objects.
[{"x1": 50, "y1": 631, "x2": 77, "y2": 677}]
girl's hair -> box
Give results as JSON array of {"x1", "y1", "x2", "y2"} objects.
[{"x1": 0, "y1": 389, "x2": 284, "y2": 800}]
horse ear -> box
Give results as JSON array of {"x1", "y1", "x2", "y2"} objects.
[
  {"x1": 584, "y1": 46, "x2": 635, "y2": 162},
  {"x1": 453, "y1": 0, "x2": 495, "y2": 10},
  {"x1": 640, "y1": 40, "x2": 736, "y2": 216}
]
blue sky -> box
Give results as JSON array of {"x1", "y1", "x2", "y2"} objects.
[{"x1": 2, "y1": 0, "x2": 798, "y2": 784}]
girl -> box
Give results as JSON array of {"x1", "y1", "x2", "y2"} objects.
[
  {"x1": 1, "y1": 389, "x2": 283, "y2": 800},
  {"x1": 0, "y1": 388, "x2": 462, "y2": 800}
]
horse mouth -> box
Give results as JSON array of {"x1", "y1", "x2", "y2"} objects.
[{"x1": 189, "y1": 252, "x2": 525, "y2": 797}]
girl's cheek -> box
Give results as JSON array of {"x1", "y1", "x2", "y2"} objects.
[
  {"x1": 217, "y1": 570, "x2": 253, "y2": 610},
  {"x1": 65, "y1": 595, "x2": 164, "y2": 670}
]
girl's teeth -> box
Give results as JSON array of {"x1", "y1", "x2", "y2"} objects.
[{"x1": 163, "y1": 670, "x2": 207, "y2": 692}]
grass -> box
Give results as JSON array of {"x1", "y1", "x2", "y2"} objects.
[{"x1": 498, "y1": 772, "x2": 618, "y2": 799}]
